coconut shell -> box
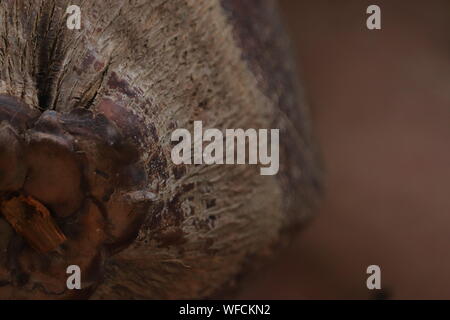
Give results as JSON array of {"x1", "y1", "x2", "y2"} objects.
[{"x1": 0, "y1": 0, "x2": 322, "y2": 299}]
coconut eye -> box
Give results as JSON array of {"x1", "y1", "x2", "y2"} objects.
[{"x1": 0, "y1": 94, "x2": 154, "y2": 298}]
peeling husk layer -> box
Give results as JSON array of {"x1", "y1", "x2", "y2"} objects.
[{"x1": 0, "y1": 0, "x2": 322, "y2": 299}]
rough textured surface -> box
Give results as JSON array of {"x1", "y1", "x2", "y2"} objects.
[{"x1": 0, "y1": 0, "x2": 321, "y2": 299}]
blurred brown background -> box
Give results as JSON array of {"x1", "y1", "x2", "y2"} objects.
[{"x1": 238, "y1": 0, "x2": 450, "y2": 299}]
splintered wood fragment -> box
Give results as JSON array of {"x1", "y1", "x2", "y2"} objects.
[{"x1": 0, "y1": 196, "x2": 67, "y2": 253}]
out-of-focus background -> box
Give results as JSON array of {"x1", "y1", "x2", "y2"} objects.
[{"x1": 238, "y1": 0, "x2": 450, "y2": 299}]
